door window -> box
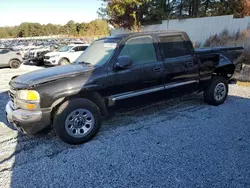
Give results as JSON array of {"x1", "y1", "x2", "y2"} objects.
[
  {"x1": 78, "y1": 46, "x2": 88, "y2": 51},
  {"x1": 0, "y1": 49, "x2": 10, "y2": 54},
  {"x1": 72, "y1": 47, "x2": 79, "y2": 52},
  {"x1": 119, "y1": 36, "x2": 157, "y2": 64},
  {"x1": 159, "y1": 35, "x2": 191, "y2": 59}
]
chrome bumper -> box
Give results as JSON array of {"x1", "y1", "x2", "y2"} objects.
[{"x1": 5, "y1": 101, "x2": 42, "y2": 124}]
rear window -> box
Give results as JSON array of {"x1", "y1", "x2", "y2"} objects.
[{"x1": 159, "y1": 35, "x2": 191, "y2": 58}]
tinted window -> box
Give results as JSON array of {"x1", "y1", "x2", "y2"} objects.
[
  {"x1": 0, "y1": 49, "x2": 10, "y2": 54},
  {"x1": 159, "y1": 35, "x2": 191, "y2": 58},
  {"x1": 73, "y1": 46, "x2": 88, "y2": 52},
  {"x1": 120, "y1": 36, "x2": 157, "y2": 64},
  {"x1": 72, "y1": 47, "x2": 79, "y2": 52},
  {"x1": 78, "y1": 46, "x2": 88, "y2": 51}
]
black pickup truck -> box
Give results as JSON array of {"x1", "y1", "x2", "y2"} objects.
[{"x1": 5, "y1": 31, "x2": 243, "y2": 144}]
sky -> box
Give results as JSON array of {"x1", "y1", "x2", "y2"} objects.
[{"x1": 0, "y1": 0, "x2": 102, "y2": 27}]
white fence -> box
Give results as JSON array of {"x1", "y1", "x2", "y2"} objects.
[{"x1": 111, "y1": 15, "x2": 250, "y2": 45}]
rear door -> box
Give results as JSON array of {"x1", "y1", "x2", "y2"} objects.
[
  {"x1": 106, "y1": 35, "x2": 164, "y2": 97},
  {"x1": 157, "y1": 34, "x2": 199, "y2": 91}
]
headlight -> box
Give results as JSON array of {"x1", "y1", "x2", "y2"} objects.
[{"x1": 16, "y1": 90, "x2": 40, "y2": 110}]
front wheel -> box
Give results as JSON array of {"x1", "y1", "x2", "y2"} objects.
[
  {"x1": 53, "y1": 98, "x2": 102, "y2": 144},
  {"x1": 9, "y1": 59, "x2": 21, "y2": 69},
  {"x1": 59, "y1": 58, "x2": 70, "y2": 66},
  {"x1": 204, "y1": 76, "x2": 228, "y2": 106}
]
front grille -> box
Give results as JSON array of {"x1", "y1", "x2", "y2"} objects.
[
  {"x1": 8, "y1": 89, "x2": 16, "y2": 108},
  {"x1": 8, "y1": 90, "x2": 15, "y2": 103},
  {"x1": 44, "y1": 56, "x2": 50, "y2": 60}
]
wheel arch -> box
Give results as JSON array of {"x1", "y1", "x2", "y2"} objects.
[
  {"x1": 60, "y1": 57, "x2": 70, "y2": 63},
  {"x1": 50, "y1": 91, "x2": 108, "y2": 123}
]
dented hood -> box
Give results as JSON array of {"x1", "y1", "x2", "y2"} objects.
[{"x1": 10, "y1": 64, "x2": 94, "y2": 89}]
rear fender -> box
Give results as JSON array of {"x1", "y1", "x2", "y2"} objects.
[{"x1": 213, "y1": 55, "x2": 235, "y2": 79}]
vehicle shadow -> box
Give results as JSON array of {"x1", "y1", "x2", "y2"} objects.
[{"x1": 0, "y1": 89, "x2": 250, "y2": 187}]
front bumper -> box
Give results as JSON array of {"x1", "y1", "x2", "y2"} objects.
[
  {"x1": 5, "y1": 101, "x2": 51, "y2": 134},
  {"x1": 44, "y1": 58, "x2": 59, "y2": 66}
]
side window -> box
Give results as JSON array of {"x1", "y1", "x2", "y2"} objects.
[
  {"x1": 159, "y1": 35, "x2": 191, "y2": 59},
  {"x1": 119, "y1": 36, "x2": 157, "y2": 64},
  {"x1": 0, "y1": 49, "x2": 9, "y2": 54},
  {"x1": 72, "y1": 47, "x2": 78, "y2": 52},
  {"x1": 78, "y1": 46, "x2": 88, "y2": 51}
]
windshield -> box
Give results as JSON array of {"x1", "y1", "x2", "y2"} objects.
[
  {"x1": 75, "y1": 40, "x2": 117, "y2": 66},
  {"x1": 58, "y1": 45, "x2": 73, "y2": 52}
]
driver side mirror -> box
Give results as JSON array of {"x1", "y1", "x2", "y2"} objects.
[
  {"x1": 114, "y1": 55, "x2": 132, "y2": 70},
  {"x1": 70, "y1": 49, "x2": 75, "y2": 52}
]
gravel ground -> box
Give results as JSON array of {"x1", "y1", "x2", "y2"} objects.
[{"x1": 0, "y1": 66, "x2": 250, "y2": 188}]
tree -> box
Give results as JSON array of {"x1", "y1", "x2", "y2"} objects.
[
  {"x1": 99, "y1": 0, "x2": 151, "y2": 31},
  {"x1": 0, "y1": 28, "x2": 9, "y2": 38},
  {"x1": 18, "y1": 23, "x2": 29, "y2": 37},
  {"x1": 65, "y1": 20, "x2": 77, "y2": 35}
]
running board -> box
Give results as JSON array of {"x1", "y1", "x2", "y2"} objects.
[{"x1": 108, "y1": 80, "x2": 198, "y2": 106}]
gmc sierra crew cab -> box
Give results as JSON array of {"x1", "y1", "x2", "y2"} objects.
[{"x1": 5, "y1": 31, "x2": 244, "y2": 144}]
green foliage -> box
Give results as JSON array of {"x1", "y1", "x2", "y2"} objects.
[
  {"x1": 99, "y1": 0, "x2": 250, "y2": 30},
  {"x1": 98, "y1": 0, "x2": 152, "y2": 31},
  {"x1": 0, "y1": 19, "x2": 110, "y2": 38}
]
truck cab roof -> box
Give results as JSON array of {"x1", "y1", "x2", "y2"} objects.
[{"x1": 99, "y1": 30, "x2": 191, "y2": 43}]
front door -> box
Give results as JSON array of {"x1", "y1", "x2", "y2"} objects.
[{"x1": 106, "y1": 35, "x2": 164, "y2": 98}]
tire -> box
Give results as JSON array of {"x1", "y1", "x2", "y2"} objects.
[
  {"x1": 59, "y1": 58, "x2": 70, "y2": 66},
  {"x1": 53, "y1": 98, "x2": 102, "y2": 145},
  {"x1": 204, "y1": 76, "x2": 228, "y2": 106},
  {"x1": 9, "y1": 59, "x2": 21, "y2": 69}
]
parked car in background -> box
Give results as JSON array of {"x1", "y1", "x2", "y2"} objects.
[
  {"x1": 5, "y1": 31, "x2": 243, "y2": 144},
  {"x1": 0, "y1": 48, "x2": 22, "y2": 68},
  {"x1": 15, "y1": 46, "x2": 39, "y2": 58},
  {"x1": 24, "y1": 47, "x2": 51, "y2": 66},
  {"x1": 44, "y1": 44, "x2": 89, "y2": 66}
]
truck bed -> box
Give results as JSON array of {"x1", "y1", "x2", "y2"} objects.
[{"x1": 195, "y1": 47, "x2": 244, "y2": 65}]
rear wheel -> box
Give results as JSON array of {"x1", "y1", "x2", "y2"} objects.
[
  {"x1": 53, "y1": 98, "x2": 102, "y2": 144},
  {"x1": 9, "y1": 60, "x2": 21, "y2": 69},
  {"x1": 59, "y1": 58, "x2": 70, "y2": 65},
  {"x1": 204, "y1": 76, "x2": 228, "y2": 106}
]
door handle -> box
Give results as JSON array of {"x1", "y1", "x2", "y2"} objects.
[
  {"x1": 153, "y1": 67, "x2": 162, "y2": 72},
  {"x1": 185, "y1": 62, "x2": 194, "y2": 67}
]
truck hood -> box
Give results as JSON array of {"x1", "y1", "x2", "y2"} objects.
[{"x1": 10, "y1": 64, "x2": 94, "y2": 89}]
